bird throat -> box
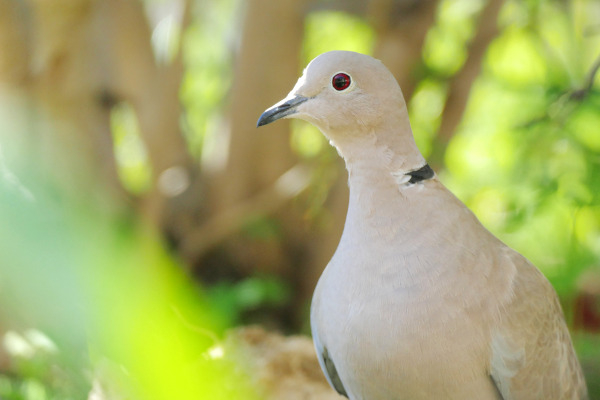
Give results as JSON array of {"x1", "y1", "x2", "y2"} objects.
[{"x1": 405, "y1": 164, "x2": 434, "y2": 184}]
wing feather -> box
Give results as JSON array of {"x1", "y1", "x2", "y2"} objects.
[
  {"x1": 490, "y1": 250, "x2": 588, "y2": 400},
  {"x1": 312, "y1": 331, "x2": 349, "y2": 398}
]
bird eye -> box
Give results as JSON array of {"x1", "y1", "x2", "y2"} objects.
[{"x1": 332, "y1": 73, "x2": 351, "y2": 91}]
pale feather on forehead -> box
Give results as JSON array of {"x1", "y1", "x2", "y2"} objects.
[
  {"x1": 286, "y1": 51, "x2": 406, "y2": 135},
  {"x1": 295, "y1": 50, "x2": 402, "y2": 100},
  {"x1": 306, "y1": 50, "x2": 386, "y2": 76}
]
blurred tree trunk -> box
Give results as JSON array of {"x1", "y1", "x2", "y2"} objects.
[
  {"x1": 0, "y1": 0, "x2": 201, "y2": 237},
  {"x1": 207, "y1": 1, "x2": 306, "y2": 213},
  {"x1": 369, "y1": 0, "x2": 438, "y2": 100},
  {"x1": 189, "y1": 1, "x2": 311, "y2": 288},
  {"x1": 0, "y1": 0, "x2": 125, "y2": 212},
  {"x1": 0, "y1": 0, "x2": 321, "y2": 330},
  {"x1": 98, "y1": 0, "x2": 203, "y2": 243},
  {"x1": 430, "y1": 0, "x2": 504, "y2": 166},
  {"x1": 0, "y1": 0, "x2": 32, "y2": 191}
]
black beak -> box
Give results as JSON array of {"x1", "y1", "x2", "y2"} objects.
[{"x1": 257, "y1": 96, "x2": 309, "y2": 127}]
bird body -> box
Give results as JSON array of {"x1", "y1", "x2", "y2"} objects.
[
  {"x1": 313, "y1": 182, "x2": 502, "y2": 399},
  {"x1": 257, "y1": 51, "x2": 587, "y2": 400}
]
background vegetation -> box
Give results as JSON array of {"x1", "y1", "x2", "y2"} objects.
[{"x1": 0, "y1": 0, "x2": 599, "y2": 398}]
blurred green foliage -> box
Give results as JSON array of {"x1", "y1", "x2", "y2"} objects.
[
  {"x1": 110, "y1": 103, "x2": 152, "y2": 194},
  {"x1": 423, "y1": 0, "x2": 484, "y2": 76},
  {"x1": 576, "y1": 333, "x2": 600, "y2": 396},
  {"x1": 0, "y1": 179, "x2": 259, "y2": 399},
  {"x1": 207, "y1": 275, "x2": 291, "y2": 327},
  {"x1": 409, "y1": 79, "x2": 447, "y2": 157},
  {"x1": 181, "y1": 0, "x2": 238, "y2": 159},
  {"x1": 440, "y1": 0, "x2": 600, "y2": 296},
  {"x1": 303, "y1": 11, "x2": 375, "y2": 61}
]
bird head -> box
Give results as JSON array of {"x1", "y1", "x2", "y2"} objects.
[
  {"x1": 257, "y1": 51, "x2": 408, "y2": 139},
  {"x1": 257, "y1": 51, "x2": 424, "y2": 171}
]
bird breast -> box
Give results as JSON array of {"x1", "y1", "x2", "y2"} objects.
[{"x1": 311, "y1": 248, "x2": 498, "y2": 399}]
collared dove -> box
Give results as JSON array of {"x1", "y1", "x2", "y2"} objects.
[{"x1": 257, "y1": 51, "x2": 588, "y2": 400}]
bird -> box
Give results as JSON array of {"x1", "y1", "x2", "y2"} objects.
[{"x1": 257, "y1": 51, "x2": 588, "y2": 400}]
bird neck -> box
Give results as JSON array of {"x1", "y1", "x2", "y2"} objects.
[
  {"x1": 328, "y1": 107, "x2": 424, "y2": 168},
  {"x1": 332, "y1": 121, "x2": 427, "y2": 196},
  {"x1": 325, "y1": 119, "x2": 430, "y2": 239}
]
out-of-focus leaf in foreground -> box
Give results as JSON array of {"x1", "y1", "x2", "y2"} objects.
[{"x1": 0, "y1": 175, "x2": 259, "y2": 399}]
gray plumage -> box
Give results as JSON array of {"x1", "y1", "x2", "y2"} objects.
[{"x1": 257, "y1": 50, "x2": 588, "y2": 400}]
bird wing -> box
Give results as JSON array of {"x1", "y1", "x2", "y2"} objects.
[
  {"x1": 312, "y1": 328, "x2": 349, "y2": 398},
  {"x1": 489, "y1": 249, "x2": 588, "y2": 400}
]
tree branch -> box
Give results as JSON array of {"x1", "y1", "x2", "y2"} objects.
[
  {"x1": 431, "y1": 0, "x2": 505, "y2": 165},
  {"x1": 0, "y1": 145, "x2": 34, "y2": 201},
  {"x1": 571, "y1": 53, "x2": 600, "y2": 100},
  {"x1": 181, "y1": 163, "x2": 313, "y2": 262}
]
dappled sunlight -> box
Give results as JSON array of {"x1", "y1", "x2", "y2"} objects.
[
  {"x1": 302, "y1": 11, "x2": 375, "y2": 63},
  {"x1": 110, "y1": 103, "x2": 152, "y2": 194}
]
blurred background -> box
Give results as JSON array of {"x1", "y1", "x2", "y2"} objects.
[{"x1": 0, "y1": 0, "x2": 599, "y2": 398}]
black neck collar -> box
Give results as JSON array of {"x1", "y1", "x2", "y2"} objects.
[{"x1": 405, "y1": 164, "x2": 434, "y2": 184}]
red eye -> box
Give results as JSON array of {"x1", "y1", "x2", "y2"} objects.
[{"x1": 332, "y1": 73, "x2": 351, "y2": 91}]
